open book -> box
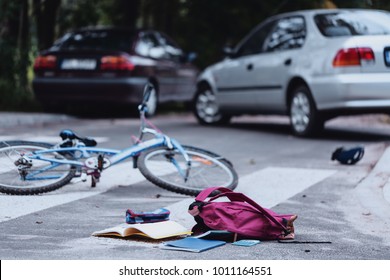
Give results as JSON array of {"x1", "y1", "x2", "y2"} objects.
[{"x1": 92, "y1": 220, "x2": 190, "y2": 240}]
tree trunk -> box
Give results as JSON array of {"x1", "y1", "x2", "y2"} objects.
[
  {"x1": 0, "y1": 0, "x2": 30, "y2": 106},
  {"x1": 33, "y1": 0, "x2": 61, "y2": 50},
  {"x1": 0, "y1": 1, "x2": 21, "y2": 81},
  {"x1": 120, "y1": 0, "x2": 141, "y2": 28},
  {"x1": 18, "y1": 0, "x2": 30, "y2": 89}
]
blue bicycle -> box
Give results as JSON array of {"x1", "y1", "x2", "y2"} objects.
[{"x1": 0, "y1": 84, "x2": 238, "y2": 196}]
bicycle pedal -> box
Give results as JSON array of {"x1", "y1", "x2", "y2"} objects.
[
  {"x1": 91, "y1": 178, "x2": 99, "y2": 187},
  {"x1": 90, "y1": 173, "x2": 100, "y2": 188}
]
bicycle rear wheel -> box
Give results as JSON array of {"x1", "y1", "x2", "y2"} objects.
[
  {"x1": 137, "y1": 145, "x2": 238, "y2": 196},
  {"x1": 0, "y1": 141, "x2": 76, "y2": 195}
]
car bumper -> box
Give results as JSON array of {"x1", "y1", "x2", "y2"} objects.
[
  {"x1": 311, "y1": 73, "x2": 390, "y2": 113},
  {"x1": 33, "y1": 76, "x2": 148, "y2": 105}
]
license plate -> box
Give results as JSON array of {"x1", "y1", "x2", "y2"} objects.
[
  {"x1": 384, "y1": 48, "x2": 390, "y2": 67},
  {"x1": 61, "y1": 59, "x2": 97, "y2": 70}
]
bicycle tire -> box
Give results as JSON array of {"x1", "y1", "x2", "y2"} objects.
[
  {"x1": 137, "y1": 145, "x2": 238, "y2": 196},
  {"x1": 0, "y1": 141, "x2": 76, "y2": 195}
]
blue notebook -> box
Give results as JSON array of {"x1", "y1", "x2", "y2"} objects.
[{"x1": 160, "y1": 237, "x2": 226, "y2": 252}]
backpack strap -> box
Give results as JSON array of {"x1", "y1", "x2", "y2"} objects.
[
  {"x1": 195, "y1": 186, "x2": 232, "y2": 201},
  {"x1": 224, "y1": 192, "x2": 289, "y2": 232},
  {"x1": 196, "y1": 187, "x2": 289, "y2": 233}
]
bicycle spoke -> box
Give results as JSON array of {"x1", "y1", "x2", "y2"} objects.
[
  {"x1": 138, "y1": 146, "x2": 237, "y2": 195},
  {"x1": 0, "y1": 143, "x2": 75, "y2": 191}
]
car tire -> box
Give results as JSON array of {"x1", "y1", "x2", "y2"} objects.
[
  {"x1": 289, "y1": 85, "x2": 324, "y2": 137},
  {"x1": 193, "y1": 84, "x2": 231, "y2": 125}
]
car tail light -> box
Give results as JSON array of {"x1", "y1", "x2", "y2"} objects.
[
  {"x1": 33, "y1": 55, "x2": 57, "y2": 70},
  {"x1": 333, "y1": 48, "x2": 375, "y2": 67},
  {"x1": 100, "y1": 55, "x2": 135, "y2": 71}
]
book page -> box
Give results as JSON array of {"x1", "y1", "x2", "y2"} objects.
[
  {"x1": 130, "y1": 220, "x2": 190, "y2": 239},
  {"x1": 92, "y1": 220, "x2": 190, "y2": 239}
]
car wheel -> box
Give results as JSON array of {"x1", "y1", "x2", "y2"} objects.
[
  {"x1": 145, "y1": 85, "x2": 158, "y2": 117},
  {"x1": 193, "y1": 85, "x2": 230, "y2": 125},
  {"x1": 289, "y1": 85, "x2": 324, "y2": 137}
]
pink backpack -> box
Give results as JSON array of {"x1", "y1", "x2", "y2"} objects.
[{"x1": 188, "y1": 187, "x2": 297, "y2": 240}]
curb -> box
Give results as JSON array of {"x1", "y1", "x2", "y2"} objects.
[
  {"x1": 355, "y1": 145, "x2": 390, "y2": 222},
  {"x1": 0, "y1": 112, "x2": 73, "y2": 128}
]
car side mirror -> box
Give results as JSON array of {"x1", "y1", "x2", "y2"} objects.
[
  {"x1": 222, "y1": 46, "x2": 236, "y2": 58},
  {"x1": 186, "y1": 52, "x2": 197, "y2": 63},
  {"x1": 179, "y1": 52, "x2": 197, "y2": 64}
]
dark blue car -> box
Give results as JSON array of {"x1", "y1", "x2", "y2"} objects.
[{"x1": 33, "y1": 27, "x2": 198, "y2": 115}]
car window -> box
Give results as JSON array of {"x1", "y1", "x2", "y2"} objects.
[
  {"x1": 314, "y1": 11, "x2": 390, "y2": 37},
  {"x1": 60, "y1": 30, "x2": 135, "y2": 51},
  {"x1": 134, "y1": 32, "x2": 162, "y2": 58},
  {"x1": 263, "y1": 16, "x2": 306, "y2": 52},
  {"x1": 235, "y1": 20, "x2": 276, "y2": 57},
  {"x1": 157, "y1": 33, "x2": 184, "y2": 61}
]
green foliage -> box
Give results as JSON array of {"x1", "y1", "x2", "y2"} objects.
[
  {"x1": 332, "y1": 0, "x2": 390, "y2": 9},
  {"x1": 0, "y1": 78, "x2": 39, "y2": 111},
  {"x1": 58, "y1": 0, "x2": 101, "y2": 34},
  {"x1": 0, "y1": 0, "x2": 35, "y2": 111},
  {"x1": 1, "y1": 0, "x2": 390, "y2": 111},
  {"x1": 172, "y1": 0, "x2": 321, "y2": 68},
  {"x1": 0, "y1": 79, "x2": 17, "y2": 109}
]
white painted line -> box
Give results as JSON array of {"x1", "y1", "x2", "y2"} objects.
[
  {"x1": 235, "y1": 167, "x2": 336, "y2": 208},
  {"x1": 0, "y1": 162, "x2": 144, "y2": 223},
  {"x1": 0, "y1": 165, "x2": 336, "y2": 229},
  {"x1": 167, "y1": 167, "x2": 336, "y2": 229}
]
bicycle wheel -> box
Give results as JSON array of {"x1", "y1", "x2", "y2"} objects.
[
  {"x1": 0, "y1": 141, "x2": 76, "y2": 195},
  {"x1": 137, "y1": 145, "x2": 238, "y2": 196}
]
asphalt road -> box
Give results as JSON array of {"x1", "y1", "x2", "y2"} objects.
[{"x1": 1, "y1": 112, "x2": 390, "y2": 260}]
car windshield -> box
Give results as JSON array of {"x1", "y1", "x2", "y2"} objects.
[
  {"x1": 314, "y1": 10, "x2": 390, "y2": 37},
  {"x1": 59, "y1": 30, "x2": 136, "y2": 51}
]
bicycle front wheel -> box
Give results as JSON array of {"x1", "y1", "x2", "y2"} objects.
[
  {"x1": 0, "y1": 141, "x2": 76, "y2": 195},
  {"x1": 137, "y1": 146, "x2": 238, "y2": 196}
]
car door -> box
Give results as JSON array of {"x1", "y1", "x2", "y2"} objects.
[
  {"x1": 254, "y1": 15, "x2": 307, "y2": 112},
  {"x1": 157, "y1": 33, "x2": 198, "y2": 102},
  {"x1": 216, "y1": 16, "x2": 306, "y2": 113},
  {"x1": 214, "y1": 19, "x2": 277, "y2": 112},
  {"x1": 135, "y1": 31, "x2": 177, "y2": 101}
]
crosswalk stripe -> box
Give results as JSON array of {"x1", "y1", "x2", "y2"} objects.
[
  {"x1": 236, "y1": 167, "x2": 336, "y2": 208},
  {"x1": 0, "y1": 166, "x2": 336, "y2": 226},
  {"x1": 0, "y1": 162, "x2": 144, "y2": 223},
  {"x1": 167, "y1": 167, "x2": 336, "y2": 229}
]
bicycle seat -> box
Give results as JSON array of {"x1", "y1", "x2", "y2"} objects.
[{"x1": 59, "y1": 129, "x2": 97, "y2": 147}]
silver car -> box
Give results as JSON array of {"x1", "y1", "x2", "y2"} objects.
[{"x1": 193, "y1": 9, "x2": 390, "y2": 137}]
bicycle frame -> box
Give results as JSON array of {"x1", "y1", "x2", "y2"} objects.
[
  {"x1": 21, "y1": 84, "x2": 192, "y2": 183},
  {"x1": 23, "y1": 132, "x2": 190, "y2": 182}
]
